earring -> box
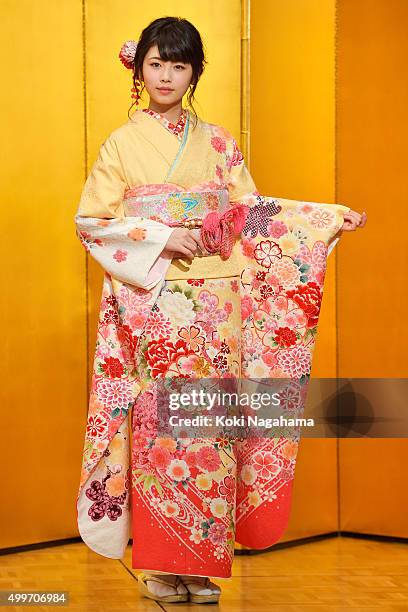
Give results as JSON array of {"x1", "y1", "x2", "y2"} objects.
[{"x1": 131, "y1": 78, "x2": 142, "y2": 106}]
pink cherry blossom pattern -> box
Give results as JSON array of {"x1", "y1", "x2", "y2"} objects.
[{"x1": 113, "y1": 249, "x2": 128, "y2": 263}]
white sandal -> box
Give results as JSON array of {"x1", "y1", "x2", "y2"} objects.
[
  {"x1": 180, "y1": 575, "x2": 221, "y2": 604},
  {"x1": 138, "y1": 572, "x2": 188, "y2": 603}
]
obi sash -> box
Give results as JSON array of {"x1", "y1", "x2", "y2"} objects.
[{"x1": 122, "y1": 186, "x2": 249, "y2": 280}]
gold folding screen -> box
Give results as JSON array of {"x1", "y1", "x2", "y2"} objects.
[
  {"x1": 2, "y1": 0, "x2": 406, "y2": 551},
  {"x1": 0, "y1": 1, "x2": 86, "y2": 548},
  {"x1": 0, "y1": 0, "x2": 242, "y2": 548},
  {"x1": 336, "y1": 0, "x2": 408, "y2": 537},
  {"x1": 250, "y1": 0, "x2": 408, "y2": 539}
]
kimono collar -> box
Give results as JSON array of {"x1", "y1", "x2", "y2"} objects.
[{"x1": 141, "y1": 107, "x2": 188, "y2": 141}]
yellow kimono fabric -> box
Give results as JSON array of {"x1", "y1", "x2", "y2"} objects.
[{"x1": 76, "y1": 109, "x2": 258, "y2": 288}]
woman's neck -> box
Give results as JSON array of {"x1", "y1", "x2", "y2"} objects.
[{"x1": 147, "y1": 101, "x2": 183, "y2": 124}]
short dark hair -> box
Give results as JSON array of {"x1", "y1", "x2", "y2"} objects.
[{"x1": 129, "y1": 16, "x2": 207, "y2": 128}]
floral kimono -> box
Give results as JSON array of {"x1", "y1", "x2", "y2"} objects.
[{"x1": 75, "y1": 107, "x2": 349, "y2": 578}]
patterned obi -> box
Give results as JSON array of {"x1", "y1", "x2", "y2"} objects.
[{"x1": 123, "y1": 186, "x2": 248, "y2": 260}]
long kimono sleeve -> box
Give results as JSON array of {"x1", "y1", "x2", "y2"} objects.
[
  {"x1": 75, "y1": 136, "x2": 174, "y2": 289},
  {"x1": 225, "y1": 136, "x2": 347, "y2": 256}
]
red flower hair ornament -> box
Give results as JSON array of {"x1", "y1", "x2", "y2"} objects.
[
  {"x1": 119, "y1": 39, "x2": 142, "y2": 103},
  {"x1": 118, "y1": 39, "x2": 139, "y2": 70}
]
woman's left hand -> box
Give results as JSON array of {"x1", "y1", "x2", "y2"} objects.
[{"x1": 340, "y1": 209, "x2": 367, "y2": 231}]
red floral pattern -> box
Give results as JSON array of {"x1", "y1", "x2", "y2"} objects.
[{"x1": 77, "y1": 190, "x2": 346, "y2": 576}]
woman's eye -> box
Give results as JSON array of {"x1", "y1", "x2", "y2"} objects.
[{"x1": 149, "y1": 62, "x2": 185, "y2": 69}]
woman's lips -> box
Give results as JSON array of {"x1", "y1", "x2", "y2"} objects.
[{"x1": 157, "y1": 88, "x2": 173, "y2": 94}]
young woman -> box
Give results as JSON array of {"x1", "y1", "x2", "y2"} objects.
[{"x1": 75, "y1": 16, "x2": 366, "y2": 605}]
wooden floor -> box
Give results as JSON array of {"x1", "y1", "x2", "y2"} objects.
[{"x1": 1, "y1": 536, "x2": 408, "y2": 611}]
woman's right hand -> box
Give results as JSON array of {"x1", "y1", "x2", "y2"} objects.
[{"x1": 162, "y1": 228, "x2": 207, "y2": 260}]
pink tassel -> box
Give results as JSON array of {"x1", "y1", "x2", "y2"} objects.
[{"x1": 201, "y1": 204, "x2": 249, "y2": 259}]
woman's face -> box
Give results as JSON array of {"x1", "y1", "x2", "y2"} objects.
[{"x1": 142, "y1": 44, "x2": 193, "y2": 107}]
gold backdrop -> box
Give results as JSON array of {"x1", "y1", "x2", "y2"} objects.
[
  {"x1": 1, "y1": 0, "x2": 406, "y2": 550},
  {"x1": 250, "y1": 0, "x2": 407, "y2": 540},
  {"x1": 0, "y1": 0, "x2": 243, "y2": 549}
]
